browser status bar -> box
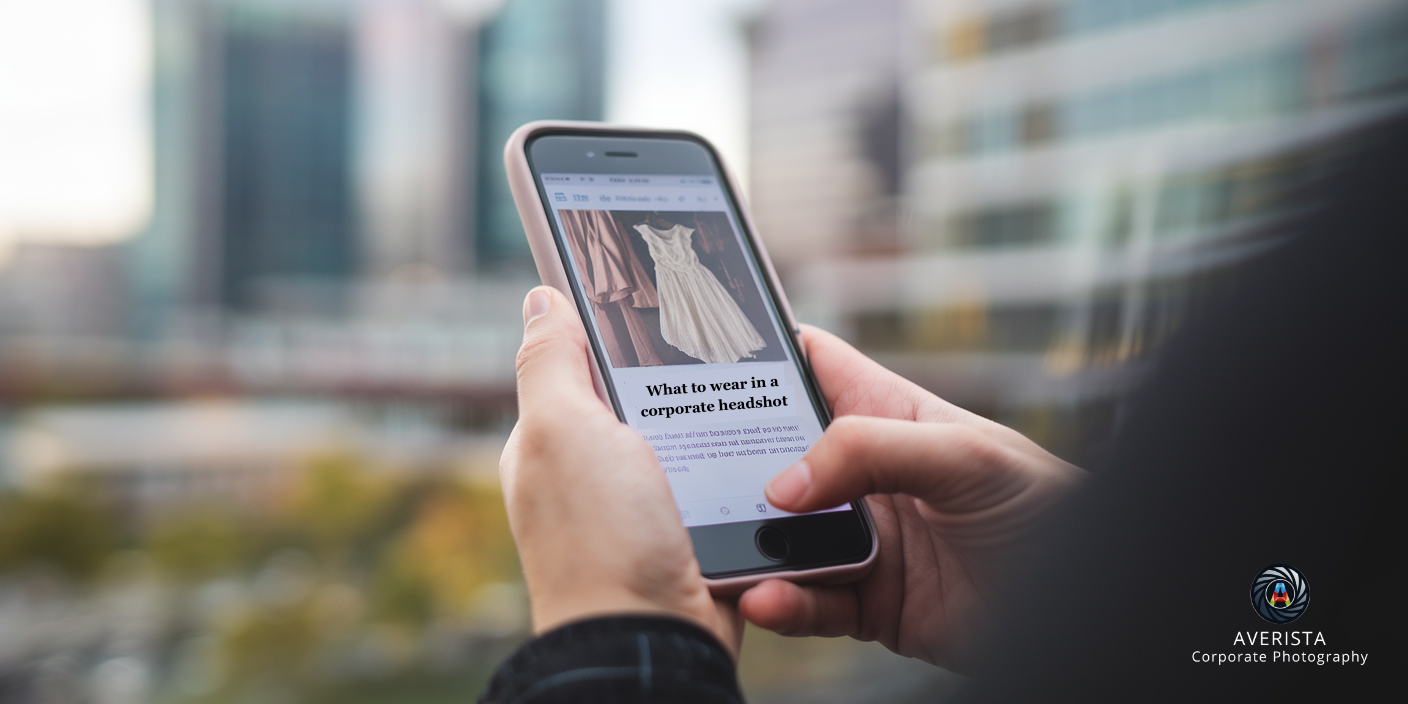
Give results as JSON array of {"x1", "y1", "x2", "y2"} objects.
[
  {"x1": 550, "y1": 192, "x2": 723, "y2": 206},
  {"x1": 541, "y1": 172, "x2": 727, "y2": 210},
  {"x1": 541, "y1": 173, "x2": 717, "y2": 187}
]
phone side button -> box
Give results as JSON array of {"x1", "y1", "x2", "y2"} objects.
[{"x1": 754, "y1": 527, "x2": 789, "y2": 562}]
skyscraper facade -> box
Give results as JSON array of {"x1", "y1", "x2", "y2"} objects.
[
  {"x1": 746, "y1": 0, "x2": 905, "y2": 276},
  {"x1": 474, "y1": 0, "x2": 606, "y2": 267},
  {"x1": 217, "y1": 3, "x2": 356, "y2": 311},
  {"x1": 751, "y1": 0, "x2": 1408, "y2": 459},
  {"x1": 354, "y1": 0, "x2": 479, "y2": 280}
]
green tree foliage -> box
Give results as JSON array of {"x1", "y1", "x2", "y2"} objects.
[
  {"x1": 1, "y1": 452, "x2": 525, "y2": 702},
  {"x1": 0, "y1": 489, "x2": 116, "y2": 581},
  {"x1": 287, "y1": 454, "x2": 398, "y2": 564},
  {"x1": 148, "y1": 510, "x2": 251, "y2": 581},
  {"x1": 219, "y1": 597, "x2": 324, "y2": 691},
  {"x1": 371, "y1": 482, "x2": 519, "y2": 626}
]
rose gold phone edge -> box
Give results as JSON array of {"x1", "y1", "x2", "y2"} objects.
[{"x1": 503, "y1": 119, "x2": 877, "y2": 595}]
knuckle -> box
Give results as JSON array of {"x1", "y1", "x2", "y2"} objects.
[
  {"x1": 513, "y1": 333, "x2": 560, "y2": 378},
  {"x1": 498, "y1": 435, "x2": 518, "y2": 473},
  {"x1": 944, "y1": 424, "x2": 1008, "y2": 469},
  {"x1": 510, "y1": 418, "x2": 555, "y2": 463},
  {"x1": 821, "y1": 416, "x2": 872, "y2": 458}
]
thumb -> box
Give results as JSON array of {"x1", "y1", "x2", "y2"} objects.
[
  {"x1": 515, "y1": 286, "x2": 603, "y2": 417},
  {"x1": 764, "y1": 416, "x2": 1031, "y2": 516}
]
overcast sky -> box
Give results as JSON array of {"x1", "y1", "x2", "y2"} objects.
[
  {"x1": 606, "y1": 0, "x2": 763, "y2": 190},
  {"x1": 0, "y1": 0, "x2": 152, "y2": 254}
]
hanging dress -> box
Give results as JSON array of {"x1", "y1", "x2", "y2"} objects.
[
  {"x1": 634, "y1": 223, "x2": 766, "y2": 364},
  {"x1": 561, "y1": 210, "x2": 663, "y2": 366}
]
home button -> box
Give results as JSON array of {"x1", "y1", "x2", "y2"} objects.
[{"x1": 754, "y1": 527, "x2": 789, "y2": 561}]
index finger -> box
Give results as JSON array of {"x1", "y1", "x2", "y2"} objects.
[{"x1": 766, "y1": 415, "x2": 1031, "y2": 515}]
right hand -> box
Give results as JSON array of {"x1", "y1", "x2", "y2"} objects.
[{"x1": 738, "y1": 325, "x2": 1084, "y2": 672}]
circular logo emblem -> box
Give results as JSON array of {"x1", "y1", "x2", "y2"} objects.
[{"x1": 1250, "y1": 564, "x2": 1309, "y2": 623}]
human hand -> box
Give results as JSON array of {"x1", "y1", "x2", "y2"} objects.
[
  {"x1": 498, "y1": 286, "x2": 742, "y2": 655},
  {"x1": 738, "y1": 325, "x2": 1084, "y2": 671}
]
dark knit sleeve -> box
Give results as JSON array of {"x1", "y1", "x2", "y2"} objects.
[{"x1": 478, "y1": 616, "x2": 745, "y2": 704}]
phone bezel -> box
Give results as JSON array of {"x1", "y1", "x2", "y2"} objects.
[{"x1": 520, "y1": 126, "x2": 875, "y2": 580}]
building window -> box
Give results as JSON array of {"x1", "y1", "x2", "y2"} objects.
[{"x1": 933, "y1": 201, "x2": 1061, "y2": 249}]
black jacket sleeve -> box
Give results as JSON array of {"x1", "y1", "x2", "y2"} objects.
[{"x1": 478, "y1": 616, "x2": 745, "y2": 704}]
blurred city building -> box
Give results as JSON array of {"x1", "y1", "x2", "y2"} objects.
[
  {"x1": 216, "y1": 2, "x2": 358, "y2": 311},
  {"x1": 1, "y1": 1, "x2": 606, "y2": 697},
  {"x1": 476, "y1": 0, "x2": 606, "y2": 264},
  {"x1": 0, "y1": 0, "x2": 616, "y2": 436},
  {"x1": 747, "y1": 0, "x2": 905, "y2": 270},
  {"x1": 751, "y1": 0, "x2": 1408, "y2": 461}
]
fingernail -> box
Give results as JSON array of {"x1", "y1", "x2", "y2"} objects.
[
  {"x1": 766, "y1": 460, "x2": 811, "y2": 507},
  {"x1": 524, "y1": 288, "x2": 551, "y2": 325}
]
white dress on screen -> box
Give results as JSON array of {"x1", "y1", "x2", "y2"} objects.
[{"x1": 634, "y1": 223, "x2": 766, "y2": 364}]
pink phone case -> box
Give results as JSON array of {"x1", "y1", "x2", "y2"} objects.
[{"x1": 504, "y1": 120, "x2": 877, "y2": 595}]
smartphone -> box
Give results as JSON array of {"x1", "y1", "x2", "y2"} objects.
[{"x1": 505, "y1": 121, "x2": 876, "y2": 593}]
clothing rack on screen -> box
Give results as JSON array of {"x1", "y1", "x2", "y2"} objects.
[{"x1": 561, "y1": 210, "x2": 663, "y2": 367}]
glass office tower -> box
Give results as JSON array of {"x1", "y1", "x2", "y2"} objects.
[
  {"x1": 474, "y1": 0, "x2": 606, "y2": 267},
  {"x1": 218, "y1": 4, "x2": 356, "y2": 311}
]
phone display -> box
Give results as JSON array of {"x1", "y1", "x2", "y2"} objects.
[{"x1": 513, "y1": 127, "x2": 873, "y2": 582}]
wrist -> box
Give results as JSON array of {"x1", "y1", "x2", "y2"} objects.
[
  {"x1": 529, "y1": 584, "x2": 734, "y2": 657},
  {"x1": 531, "y1": 588, "x2": 682, "y2": 634}
]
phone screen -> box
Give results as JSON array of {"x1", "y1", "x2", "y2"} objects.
[{"x1": 526, "y1": 132, "x2": 870, "y2": 575}]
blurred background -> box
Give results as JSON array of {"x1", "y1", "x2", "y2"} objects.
[{"x1": 1, "y1": 0, "x2": 1404, "y2": 701}]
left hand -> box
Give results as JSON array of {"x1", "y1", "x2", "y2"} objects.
[{"x1": 498, "y1": 286, "x2": 743, "y2": 656}]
